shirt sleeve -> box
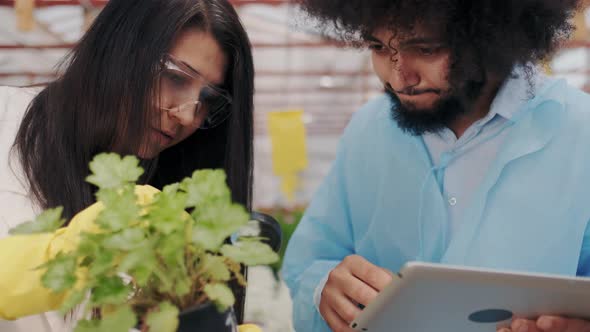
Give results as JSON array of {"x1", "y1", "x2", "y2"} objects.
[{"x1": 282, "y1": 121, "x2": 359, "y2": 332}]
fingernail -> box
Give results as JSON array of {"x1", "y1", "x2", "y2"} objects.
[{"x1": 537, "y1": 317, "x2": 553, "y2": 330}]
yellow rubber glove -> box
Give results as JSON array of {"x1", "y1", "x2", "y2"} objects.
[
  {"x1": 0, "y1": 185, "x2": 159, "y2": 320},
  {"x1": 238, "y1": 324, "x2": 263, "y2": 332}
]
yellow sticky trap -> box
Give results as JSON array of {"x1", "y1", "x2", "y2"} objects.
[
  {"x1": 280, "y1": 173, "x2": 298, "y2": 202},
  {"x1": 267, "y1": 110, "x2": 308, "y2": 201},
  {"x1": 15, "y1": 0, "x2": 35, "y2": 32},
  {"x1": 268, "y1": 110, "x2": 308, "y2": 174}
]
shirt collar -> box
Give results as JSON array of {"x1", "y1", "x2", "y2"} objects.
[{"x1": 488, "y1": 65, "x2": 546, "y2": 121}]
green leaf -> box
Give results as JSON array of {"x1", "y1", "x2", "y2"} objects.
[
  {"x1": 151, "y1": 264, "x2": 176, "y2": 294},
  {"x1": 9, "y1": 207, "x2": 65, "y2": 235},
  {"x1": 174, "y1": 278, "x2": 191, "y2": 297},
  {"x1": 162, "y1": 183, "x2": 180, "y2": 195},
  {"x1": 86, "y1": 153, "x2": 143, "y2": 189},
  {"x1": 74, "y1": 306, "x2": 136, "y2": 332},
  {"x1": 182, "y1": 170, "x2": 231, "y2": 208},
  {"x1": 95, "y1": 187, "x2": 140, "y2": 231},
  {"x1": 132, "y1": 266, "x2": 153, "y2": 288},
  {"x1": 220, "y1": 241, "x2": 279, "y2": 266},
  {"x1": 192, "y1": 203, "x2": 249, "y2": 251},
  {"x1": 117, "y1": 246, "x2": 156, "y2": 275},
  {"x1": 90, "y1": 276, "x2": 130, "y2": 306},
  {"x1": 147, "y1": 190, "x2": 188, "y2": 235},
  {"x1": 154, "y1": 232, "x2": 191, "y2": 296},
  {"x1": 58, "y1": 288, "x2": 87, "y2": 315},
  {"x1": 157, "y1": 231, "x2": 186, "y2": 267},
  {"x1": 144, "y1": 302, "x2": 179, "y2": 332},
  {"x1": 88, "y1": 250, "x2": 115, "y2": 277},
  {"x1": 77, "y1": 233, "x2": 102, "y2": 258},
  {"x1": 118, "y1": 245, "x2": 156, "y2": 287},
  {"x1": 41, "y1": 253, "x2": 77, "y2": 292},
  {"x1": 102, "y1": 229, "x2": 145, "y2": 251},
  {"x1": 200, "y1": 254, "x2": 231, "y2": 282},
  {"x1": 203, "y1": 283, "x2": 235, "y2": 312}
]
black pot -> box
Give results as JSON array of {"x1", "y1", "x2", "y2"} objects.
[{"x1": 177, "y1": 302, "x2": 238, "y2": 332}]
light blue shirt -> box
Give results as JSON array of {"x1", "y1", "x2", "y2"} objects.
[
  {"x1": 423, "y1": 69, "x2": 543, "y2": 241},
  {"x1": 284, "y1": 72, "x2": 590, "y2": 332},
  {"x1": 423, "y1": 71, "x2": 590, "y2": 276}
]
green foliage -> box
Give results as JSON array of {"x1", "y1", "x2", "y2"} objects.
[
  {"x1": 192, "y1": 202, "x2": 250, "y2": 251},
  {"x1": 74, "y1": 307, "x2": 137, "y2": 332},
  {"x1": 220, "y1": 240, "x2": 280, "y2": 266},
  {"x1": 259, "y1": 207, "x2": 304, "y2": 280},
  {"x1": 203, "y1": 284, "x2": 235, "y2": 312},
  {"x1": 85, "y1": 153, "x2": 143, "y2": 189},
  {"x1": 9, "y1": 207, "x2": 65, "y2": 235},
  {"x1": 13, "y1": 153, "x2": 278, "y2": 332},
  {"x1": 40, "y1": 252, "x2": 77, "y2": 292},
  {"x1": 144, "y1": 302, "x2": 179, "y2": 332},
  {"x1": 200, "y1": 254, "x2": 231, "y2": 282}
]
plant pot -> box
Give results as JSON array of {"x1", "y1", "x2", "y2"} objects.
[{"x1": 177, "y1": 302, "x2": 238, "y2": 332}]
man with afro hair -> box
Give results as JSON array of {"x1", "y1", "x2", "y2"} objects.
[{"x1": 283, "y1": 1, "x2": 590, "y2": 331}]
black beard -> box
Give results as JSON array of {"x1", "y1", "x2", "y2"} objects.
[
  {"x1": 385, "y1": 80, "x2": 485, "y2": 136},
  {"x1": 385, "y1": 89, "x2": 467, "y2": 136}
]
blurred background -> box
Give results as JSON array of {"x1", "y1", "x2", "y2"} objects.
[{"x1": 1, "y1": 1, "x2": 589, "y2": 330}]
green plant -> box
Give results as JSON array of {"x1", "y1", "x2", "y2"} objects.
[
  {"x1": 258, "y1": 206, "x2": 304, "y2": 281},
  {"x1": 11, "y1": 153, "x2": 279, "y2": 332}
]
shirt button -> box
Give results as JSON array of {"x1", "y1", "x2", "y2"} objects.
[{"x1": 448, "y1": 197, "x2": 457, "y2": 206}]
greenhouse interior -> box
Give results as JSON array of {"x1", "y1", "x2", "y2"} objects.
[{"x1": 1, "y1": 1, "x2": 590, "y2": 332}]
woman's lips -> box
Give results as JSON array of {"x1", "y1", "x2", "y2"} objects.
[{"x1": 152, "y1": 128, "x2": 174, "y2": 146}]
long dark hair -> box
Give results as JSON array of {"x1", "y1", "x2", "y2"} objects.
[{"x1": 12, "y1": 0, "x2": 254, "y2": 221}]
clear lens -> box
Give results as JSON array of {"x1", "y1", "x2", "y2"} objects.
[
  {"x1": 159, "y1": 56, "x2": 232, "y2": 128},
  {"x1": 199, "y1": 86, "x2": 231, "y2": 128}
]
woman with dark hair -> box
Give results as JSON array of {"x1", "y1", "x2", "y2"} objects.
[{"x1": 0, "y1": 0, "x2": 253, "y2": 331}]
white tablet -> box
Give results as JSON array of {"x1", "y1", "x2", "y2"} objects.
[{"x1": 350, "y1": 262, "x2": 590, "y2": 332}]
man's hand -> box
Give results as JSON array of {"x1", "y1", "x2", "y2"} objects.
[
  {"x1": 319, "y1": 255, "x2": 394, "y2": 332},
  {"x1": 498, "y1": 316, "x2": 590, "y2": 332}
]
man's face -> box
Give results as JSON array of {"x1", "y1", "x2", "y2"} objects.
[{"x1": 367, "y1": 27, "x2": 473, "y2": 135}]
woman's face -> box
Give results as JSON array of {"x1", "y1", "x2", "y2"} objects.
[{"x1": 139, "y1": 28, "x2": 228, "y2": 159}]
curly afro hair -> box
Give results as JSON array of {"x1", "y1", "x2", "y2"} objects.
[{"x1": 299, "y1": 0, "x2": 580, "y2": 90}]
